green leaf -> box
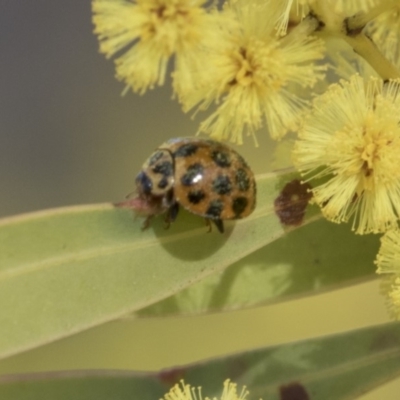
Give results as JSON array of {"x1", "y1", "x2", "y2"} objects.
[
  {"x1": 137, "y1": 214, "x2": 380, "y2": 317},
  {"x1": 0, "y1": 171, "x2": 315, "y2": 360},
  {"x1": 1, "y1": 322, "x2": 400, "y2": 400}
]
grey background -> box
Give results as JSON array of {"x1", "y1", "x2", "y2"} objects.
[{"x1": 0, "y1": 1, "x2": 271, "y2": 218}]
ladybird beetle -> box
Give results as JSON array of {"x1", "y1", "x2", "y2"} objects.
[{"x1": 131, "y1": 137, "x2": 256, "y2": 233}]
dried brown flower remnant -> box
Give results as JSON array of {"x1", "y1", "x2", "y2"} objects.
[
  {"x1": 280, "y1": 382, "x2": 310, "y2": 400},
  {"x1": 274, "y1": 179, "x2": 312, "y2": 226}
]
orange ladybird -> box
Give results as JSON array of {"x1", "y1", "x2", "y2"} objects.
[{"x1": 132, "y1": 137, "x2": 256, "y2": 233}]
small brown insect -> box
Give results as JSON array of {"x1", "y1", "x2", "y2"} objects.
[{"x1": 131, "y1": 137, "x2": 256, "y2": 233}]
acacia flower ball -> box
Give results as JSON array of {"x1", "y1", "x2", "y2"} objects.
[
  {"x1": 177, "y1": 0, "x2": 326, "y2": 145},
  {"x1": 293, "y1": 75, "x2": 400, "y2": 234},
  {"x1": 376, "y1": 229, "x2": 400, "y2": 275},
  {"x1": 368, "y1": 3, "x2": 400, "y2": 68},
  {"x1": 376, "y1": 229, "x2": 400, "y2": 319},
  {"x1": 162, "y1": 380, "x2": 251, "y2": 400},
  {"x1": 92, "y1": 0, "x2": 222, "y2": 94}
]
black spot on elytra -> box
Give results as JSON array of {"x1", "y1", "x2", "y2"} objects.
[
  {"x1": 232, "y1": 197, "x2": 248, "y2": 217},
  {"x1": 174, "y1": 143, "x2": 198, "y2": 157},
  {"x1": 152, "y1": 161, "x2": 173, "y2": 177},
  {"x1": 212, "y1": 150, "x2": 231, "y2": 168},
  {"x1": 136, "y1": 171, "x2": 152, "y2": 195},
  {"x1": 206, "y1": 200, "x2": 224, "y2": 218},
  {"x1": 158, "y1": 176, "x2": 169, "y2": 189},
  {"x1": 180, "y1": 163, "x2": 204, "y2": 186},
  {"x1": 188, "y1": 190, "x2": 206, "y2": 204},
  {"x1": 148, "y1": 151, "x2": 164, "y2": 166},
  {"x1": 212, "y1": 175, "x2": 232, "y2": 195},
  {"x1": 236, "y1": 168, "x2": 250, "y2": 191}
]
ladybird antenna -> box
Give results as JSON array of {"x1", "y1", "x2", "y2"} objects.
[{"x1": 125, "y1": 190, "x2": 136, "y2": 199}]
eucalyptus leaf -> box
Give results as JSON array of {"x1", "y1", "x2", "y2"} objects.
[
  {"x1": 1, "y1": 322, "x2": 400, "y2": 400},
  {"x1": 0, "y1": 170, "x2": 312, "y2": 360},
  {"x1": 137, "y1": 217, "x2": 380, "y2": 317}
]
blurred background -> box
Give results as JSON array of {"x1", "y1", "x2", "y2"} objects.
[{"x1": 0, "y1": 1, "x2": 398, "y2": 398}]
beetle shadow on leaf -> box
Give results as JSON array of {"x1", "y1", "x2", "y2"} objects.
[
  {"x1": 206, "y1": 218, "x2": 379, "y2": 311},
  {"x1": 151, "y1": 208, "x2": 232, "y2": 261},
  {"x1": 142, "y1": 219, "x2": 378, "y2": 317}
]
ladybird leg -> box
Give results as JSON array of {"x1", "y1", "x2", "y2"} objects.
[
  {"x1": 164, "y1": 202, "x2": 179, "y2": 229},
  {"x1": 168, "y1": 202, "x2": 180, "y2": 222},
  {"x1": 165, "y1": 189, "x2": 175, "y2": 206},
  {"x1": 213, "y1": 219, "x2": 224, "y2": 234},
  {"x1": 164, "y1": 212, "x2": 171, "y2": 230},
  {"x1": 125, "y1": 190, "x2": 136, "y2": 199}
]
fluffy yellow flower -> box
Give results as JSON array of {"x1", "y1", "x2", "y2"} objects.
[
  {"x1": 293, "y1": 75, "x2": 400, "y2": 234},
  {"x1": 275, "y1": 0, "x2": 311, "y2": 36},
  {"x1": 368, "y1": 4, "x2": 400, "y2": 68},
  {"x1": 376, "y1": 230, "x2": 400, "y2": 319},
  {"x1": 386, "y1": 277, "x2": 400, "y2": 318},
  {"x1": 162, "y1": 380, "x2": 250, "y2": 400},
  {"x1": 92, "y1": 0, "x2": 221, "y2": 94},
  {"x1": 178, "y1": 0, "x2": 325, "y2": 145},
  {"x1": 332, "y1": 0, "x2": 378, "y2": 14},
  {"x1": 377, "y1": 274, "x2": 400, "y2": 319},
  {"x1": 276, "y1": 0, "x2": 377, "y2": 35},
  {"x1": 376, "y1": 229, "x2": 400, "y2": 274}
]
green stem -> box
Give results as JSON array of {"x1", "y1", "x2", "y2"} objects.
[
  {"x1": 310, "y1": 1, "x2": 400, "y2": 80},
  {"x1": 342, "y1": 33, "x2": 400, "y2": 80}
]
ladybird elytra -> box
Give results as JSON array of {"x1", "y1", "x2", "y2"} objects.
[{"x1": 131, "y1": 137, "x2": 256, "y2": 233}]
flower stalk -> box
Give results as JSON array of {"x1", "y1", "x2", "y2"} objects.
[{"x1": 342, "y1": 33, "x2": 400, "y2": 80}]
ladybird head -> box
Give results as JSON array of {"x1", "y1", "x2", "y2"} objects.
[
  {"x1": 135, "y1": 149, "x2": 175, "y2": 198},
  {"x1": 135, "y1": 171, "x2": 153, "y2": 196}
]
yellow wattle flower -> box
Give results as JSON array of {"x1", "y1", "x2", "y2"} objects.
[
  {"x1": 162, "y1": 380, "x2": 251, "y2": 400},
  {"x1": 376, "y1": 230, "x2": 400, "y2": 319},
  {"x1": 376, "y1": 230, "x2": 400, "y2": 275},
  {"x1": 177, "y1": 0, "x2": 326, "y2": 145},
  {"x1": 293, "y1": 75, "x2": 400, "y2": 234},
  {"x1": 368, "y1": 3, "x2": 400, "y2": 69},
  {"x1": 92, "y1": 0, "x2": 221, "y2": 94}
]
